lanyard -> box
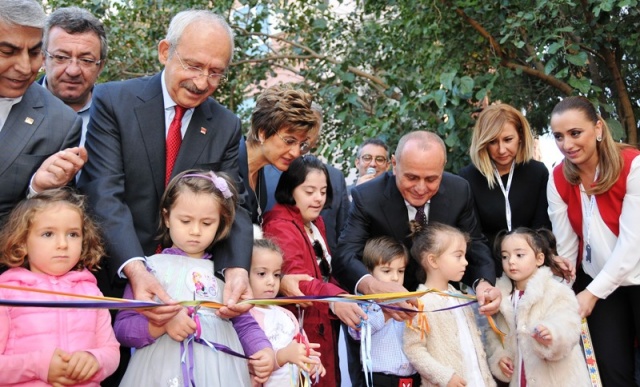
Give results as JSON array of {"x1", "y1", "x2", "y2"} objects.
[
  {"x1": 493, "y1": 161, "x2": 515, "y2": 231},
  {"x1": 582, "y1": 167, "x2": 599, "y2": 263}
]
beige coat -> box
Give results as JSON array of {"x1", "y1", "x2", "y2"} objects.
[
  {"x1": 404, "y1": 284, "x2": 496, "y2": 387},
  {"x1": 486, "y1": 267, "x2": 591, "y2": 386}
]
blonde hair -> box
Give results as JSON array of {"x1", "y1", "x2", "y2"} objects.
[
  {"x1": 470, "y1": 103, "x2": 535, "y2": 188},
  {"x1": 0, "y1": 188, "x2": 104, "y2": 271},
  {"x1": 551, "y1": 96, "x2": 632, "y2": 195},
  {"x1": 158, "y1": 169, "x2": 238, "y2": 249}
]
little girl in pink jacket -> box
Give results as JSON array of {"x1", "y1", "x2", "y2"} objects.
[{"x1": 0, "y1": 189, "x2": 119, "y2": 386}]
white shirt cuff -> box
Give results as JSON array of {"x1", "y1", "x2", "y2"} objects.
[
  {"x1": 354, "y1": 273, "x2": 372, "y2": 294},
  {"x1": 27, "y1": 174, "x2": 39, "y2": 198},
  {"x1": 117, "y1": 257, "x2": 146, "y2": 279}
]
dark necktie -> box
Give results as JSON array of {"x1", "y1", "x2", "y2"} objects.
[
  {"x1": 165, "y1": 105, "x2": 187, "y2": 186},
  {"x1": 414, "y1": 204, "x2": 427, "y2": 227}
]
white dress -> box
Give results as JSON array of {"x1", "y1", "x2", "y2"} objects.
[
  {"x1": 119, "y1": 254, "x2": 251, "y2": 387},
  {"x1": 250, "y1": 306, "x2": 299, "y2": 386}
]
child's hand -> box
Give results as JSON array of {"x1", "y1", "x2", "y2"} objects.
[
  {"x1": 277, "y1": 341, "x2": 322, "y2": 372},
  {"x1": 248, "y1": 347, "x2": 275, "y2": 384},
  {"x1": 331, "y1": 300, "x2": 368, "y2": 329},
  {"x1": 165, "y1": 307, "x2": 197, "y2": 342},
  {"x1": 499, "y1": 356, "x2": 514, "y2": 378},
  {"x1": 48, "y1": 348, "x2": 74, "y2": 386},
  {"x1": 446, "y1": 373, "x2": 467, "y2": 387},
  {"x1": 532, "y1": 324, "x2": 553, "y2": 346},
  {"x1": 309, "y1": 356, "x2": 326, "y2": 379},
  {"x1": 65, "y1": 350, "x2": 100, "y2": 382}
]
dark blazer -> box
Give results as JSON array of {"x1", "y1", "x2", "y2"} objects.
[
  {"x1": 0, "y1": 83, "x2": 81, "y2": 223},
  {"x1": 334, "y1": 171, "x2": 495, "y2": 292},
  {"x1": 238, "y1": 139, "x2": 267, "y2": 225},
  {"x1": 78, "y1": 74, "x2": 253, "y2": 284}
]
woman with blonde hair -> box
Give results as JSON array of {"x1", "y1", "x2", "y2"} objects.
[
  {"x1": 548, "y1": 96, "x2": 640, "y2": 386},
  {"x1": 459, "y1": 103, "x2": 551, "y2": 275}
]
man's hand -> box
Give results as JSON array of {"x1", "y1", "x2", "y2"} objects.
[
  {"x1": 125, "y1": 260, "x2": 180, "y2": 325},
  {"x1": 219, "y1": 267, "x2": 253, "y2": 319},
  {"x1": 476, "y1": 281, "x2": 501, "y2": 316},
  {"x1": 355, "y1": 173, "x2": 376, "y2": 186},
  {"x1": 357, "y1": 276, "x2": 417, "y2": 321},
  {"x1": 279, "y1": 274, "x2": 314, "y2": 307},
  {"x1": 332, "y1": 300, "x2": 368, "y2": 329},
  {"x1": 32, "y1": 147, "x2": 88, "y2": 192}
]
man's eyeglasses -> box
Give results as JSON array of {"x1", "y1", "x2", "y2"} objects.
[
  {"x1": 312, "y1": 240, "x2": 331, "y2": 278},
  {"x1": 276, "y1": 131, "x2": 311, "y2": 155},
  {"x1": 43, "y1": 50, "x2": 102, "y2": 69},
  {"x1": 174, "y1": 49, "x2": 227, "y2": 85},
  {"x1": 360, "y1": 154, "x2": 388, "y2": 165}
]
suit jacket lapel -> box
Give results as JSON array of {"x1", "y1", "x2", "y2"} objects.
[
  {"x1": 380, "y1": 174, "x2": 412, "y2": 243},
  {"x1": 175, "y1": 99, "x2": 214, "y2": 173},
  {"x1": 0, "y1": 85, "x2": 44, "y2": 177},
  {"x1": 134, "y1": 74, "x2": 166, "y2": 198},
  {"x1": 429, "y1": 178, "x2": 450, "y2": 224}
]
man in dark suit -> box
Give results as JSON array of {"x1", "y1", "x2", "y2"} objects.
[
  {"x1": 0, "y1": 0, "x2": 85, "y2": 225},
  {"x1": 78, "y1": 10, "x2": 253, "y2": 322},
  {"x1": 334, "y1": 131, "x2": 501, "y2": 318}
]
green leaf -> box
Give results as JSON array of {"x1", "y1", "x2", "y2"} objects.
[
  {"x1": 459, "y1": 76, "x2": 474, "y2": 98},
  {"x1": 434, "y1": 89, "x2": 447, "y2": 109},
  {"x1": 440, "y1": 72, "x2": 456, "y2": 90},
  {"x1": 567, "y1": 75, "x2": 591, "y2": 94},
  {"x1": 605, "y1": 118, "x2": 625, "y2": 141},
  {"x1": 546, "y1": 41, "x2": 564, "y2": 55},
  {"x1": 566, "y1": 52, "x2": 588, "y2": 66}
]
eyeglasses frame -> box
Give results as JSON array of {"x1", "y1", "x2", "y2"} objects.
[
  {"x1": 174, "y1": 48, "x2": 227, "y2": 85},
  {"x1": 43, "y1": 50, "x2": 103, "y2": 68}
]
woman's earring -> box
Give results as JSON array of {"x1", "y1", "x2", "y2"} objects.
[{"x1": 596, "y1": 135, "x2": 602, "y2": 142}]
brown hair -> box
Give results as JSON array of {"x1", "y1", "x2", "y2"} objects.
[
  {"x1": 362, "y1": 236, "x2": 409, "y2": 272},
  {"x1": 551, "y1": 96, "x2": 632, "y2": 195},
  {"x1": 470, "y1": 103, "x2": 535, "y2": 188},
  {"x1": 247, "y1": 84, "x2": 320, "y2": 145},
  {"x1": 0, "y1": 188, "x2": 104, "y2": 271},
  {"x1": 158, "y1": 169, "x2": 238, "y2": 249},
  {"x1": 493, "y1": 227, "x2": 567, "y2": 290}
]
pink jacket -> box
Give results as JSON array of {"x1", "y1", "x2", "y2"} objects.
[{"x1": 0, "y1": 268, "x2": 120, "y2": 386}]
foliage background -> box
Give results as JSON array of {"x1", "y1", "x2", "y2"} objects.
[{"x1": 42, "y1": 0, "x2": 640, "y2": 173}]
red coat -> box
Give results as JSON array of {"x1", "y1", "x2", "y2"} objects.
[{"x1": 263, "y1": 204, "x2": 345, "y2": 387}]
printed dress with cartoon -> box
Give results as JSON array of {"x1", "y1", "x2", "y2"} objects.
[{"x1": 119, "y1": 254, "x2": 251, "y2": 386}]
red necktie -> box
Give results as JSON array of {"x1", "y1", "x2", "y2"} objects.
[{"x1": 165, "y1": 105, "x2": 187, "y2": 186}]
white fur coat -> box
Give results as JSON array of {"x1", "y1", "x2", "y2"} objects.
[
  {"x1": 486, "y1": 267, "x2": 591, "y2": 386},
  {"x1": 404, "y1": 284, "x2": 496, "y2": 387}
]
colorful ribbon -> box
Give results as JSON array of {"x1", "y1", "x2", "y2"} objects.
[{"x1": 581, "y1": 318, "x2": 602, "y2": 387}]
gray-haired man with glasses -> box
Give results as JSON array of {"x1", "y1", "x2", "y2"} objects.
[
  {"x1": 78, "y1": 9, "x2": 259, "y2": 348},
  {"x1": 0, "y1": 0, "x2": 84, "y2": 224},
  {"x1": 41, "y1": 7, "x2": 107, "y2": 147},
  {"x1": 348, "y1": 138, "x2": 390, "y2": 198}
]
